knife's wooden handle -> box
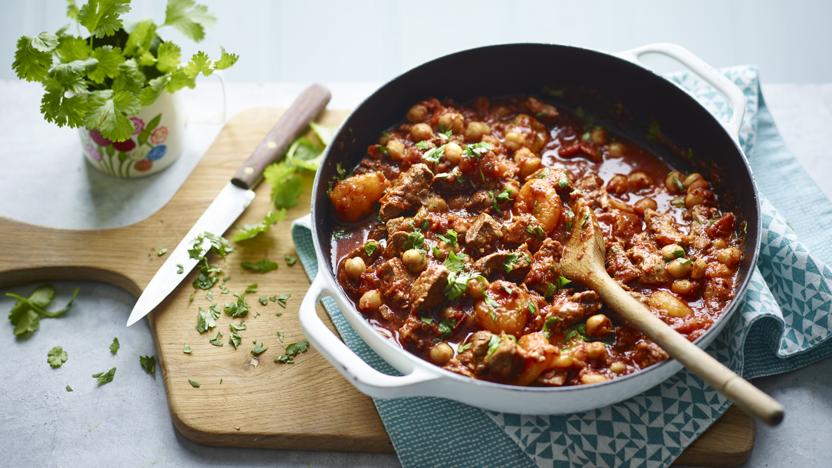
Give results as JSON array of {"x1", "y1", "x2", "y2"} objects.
[{"x1": 231, "y1": 84, "x2": 332, "y2": 190}]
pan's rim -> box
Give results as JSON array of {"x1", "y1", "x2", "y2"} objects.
[{"x1": 308, "y1": 42, "x2": 762, "y2": 395}]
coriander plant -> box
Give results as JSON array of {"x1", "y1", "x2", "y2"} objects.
[{"x1": 12, "y1": 0, "x2": 238, "y2": 142}]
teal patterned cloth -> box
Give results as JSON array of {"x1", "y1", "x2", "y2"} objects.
[{"x1": 292, "y1": 66, "x2": 832, "y2": 467}]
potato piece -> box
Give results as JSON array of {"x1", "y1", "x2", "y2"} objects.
[{"x1": 648, "y1": 290, "x2": 693, "y2": 318}]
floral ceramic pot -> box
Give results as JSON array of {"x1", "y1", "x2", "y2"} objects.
[{"x1": 79, "y1": 92, "x2": 185, "y2": 178}]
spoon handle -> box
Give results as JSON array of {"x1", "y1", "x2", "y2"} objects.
[{"x1": 592, "y1": 274, "x2": 784, "y2": 426}]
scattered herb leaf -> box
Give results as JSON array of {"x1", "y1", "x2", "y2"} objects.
[
  {"x1": 241, "y1": 259, "x2": 278, "y2": 273},
  {"x1": 47, "y1": 346, "x2": 68, "y2": 368},
  {"x1": 109, "y1": 337, "x2": 120, "y2": 355},
  {"x1": 139, "y1": 355, "x2": 156, "y2": 376},
  {"x1": 92, "y1": 367, "x2": 116, "y2": 386}
]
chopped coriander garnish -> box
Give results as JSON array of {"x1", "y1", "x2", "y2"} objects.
[
  {"x1": 92, "y1": 367, "x2": 116, "y2": 386},
  {"x1": 188, "y1": 232, "x2": 234, "y2": 260},
  {"x1": 109, "y1": 337, "x2": 119, "y2": 355},
  {"x1": 405, "y1": 231, "x2": 425, "y2": 250},
  {"x1": 564, "y1": 323, "x2": 587, "y2": 342},
  {"x1": 157, "y1": 248, "x2": 168, "y2": 256},
  {"x1": 47, "y1": 346, "x2": 67, "y2": 368},
  {"x1": 457, "y1": 342, "x2": 472, "y2": 353},
  {"x1": 543, "y1": 316, "x2": 559, "y2": 339},
  {"x1": 65, "y1": 385, "x2": 73, "y2": 392},
  {"x1": 258, "y1": 296, "x2": 269, "y2": 306},
  {"x1": 188, "y1": 379, "x2": 200, "y2": 388},
  {"x1": 558, "y1": 176, "x2": 569, "y2": 189},
  {"x1": 503, "y1": 253, "x2": 520, "y2": 273},
  {"x1": 439, "y1": 129, "x2": 453, "y2": 140},
  {"x1": 527, "y1": 301, "x2": 538, "y2": 315},
  {"x1": 556, "y1": 275, "x2": 572, "y2": 289},
  {"x1": 463, "y1": 142, "x2": 492, "y2": 158},
  {"x1": 176, "y1": 264, "x2": 184, "y2": 274},
  {"x1": 415, "y1": 140, "x2": 431, "y2": 150},
  {"x1": 196, "y1": 304, "x2": 220, "y2": 333},
  {"x1": 544, "y1": 282, "x2": 557, "y2": 299},
  {"x1": 209, "y1": 331, "x2": 224, "y2": 347},
  {"x1": 436, "y1": 229, "x2": 458, "y2": 247},
  {"x1": 420, "y1": 316, "x2": 435, "y2": 326},
  {"x1": 284, "y1": 255, "x2": 298, "y2": 267},
  {"x1": 139, "y1": 355, "x2": 157, "y2": 376},
  {"x1": 525, "y1": 224, "x2": 545, "y2": 239},
  {"x1": 443, "y1": 250, "x2": 468, "y2": 273},
  {"x1": 422, "y1": 144, "x2": 446, "y2": 164},
  {"x1": 244, "y1": 283, "x2": 258, "y2": 294},
  {"x1": 445, "y1": 271, "x2": 477, "y2": 301},
  {"x1": 486, "y1": 334, "x2": 501, "y2": 357},
  {"x1": 250, "y1": 342, "x2": 268, "y2": 356},
  {"x1": 363, "y1": 241, "x2": 379, "y2": 256},
  {"x1": 483, "y1": 292, "x2": 500, "y2": 310},
  {"x1": 276, "y1": 293, "x2": 290, "y2": 308},
  {"x1": 228, "y1": 332, "x2": 241, "y2": 349},
  {"x1": 183, "y1": 345, "x2": 192, "y2": 354},
  {"x1": 241, "y1": 259, "x2": 278, "y2": 273},
  {"x1": 275, "y1": 331, "x2": 285, "y2": 343},
  {"x1": 438, "y1": 319, "x2": 454, "y2": 338},
  {"x1": 274, "y1": 340, "x2": 310, "y2": 364}
]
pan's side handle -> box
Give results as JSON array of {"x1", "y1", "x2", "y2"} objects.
[
  {"x1": 299, "y1": 272, "x2": 441, "y2": 399},
  {"x1": 617, "y1": 43, "x2": 746, "y2": 140}
]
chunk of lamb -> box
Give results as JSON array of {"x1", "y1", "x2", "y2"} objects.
[
  {"x1": 465, "y1": 212, "x2": 504, "y2": 256},
  {"x1": 542, "y1": 290, "x2": 602, "y2": 328},
  {"x1": 474, "y1": 245, "x2": 533, "y2": 279},
  {"x1": 628, "y1": 233, "x2": 671, "y2": 285},
  {"x1": 378, "y1": 163, "x2": 434, "y2": 220},
  {"x1": 606, "y1": 241, "x2": 640, "y2": 284},
  {"x1": 644, "y1": 209, "x2": 685, "y2": 246},
  {"x1": 467, "y1": 331, "x2": 524, "y2": 382},
  {"x1": 503, "y1": 213, "x2": 545, "y2": 247},
  {"x1": 410, "y1": 263, "x2": 449, "y2": 315},
  {"x1": 523, "y1": 238, "x2": 563, "y2": 295},
  {"x1": 376, "y1": 258, "x2": 412, "y2": 310}
]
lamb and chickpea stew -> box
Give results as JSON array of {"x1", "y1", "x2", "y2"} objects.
[{"x1": 327, "y1": 95, "x2": 744, "y2": 387}]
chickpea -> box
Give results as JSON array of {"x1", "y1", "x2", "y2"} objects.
[
  {"x1": 410, "y1": 123, "x2": 434, "y2": 141},
  {"x1": 504, "y1": 131, "x2": 524, "y2": 151},
  {"x1": 661, "y1": 244, "x2": 685, "y2": 260},
  {"x1": 607, "y1": 174, "x2": 628, "y2": 195},
  {"x1": 591, "y1": 127, "x2": 608, "y2": 145},
  {"x1": 513, "y1": 147, "x2": 541, "y2": 179},
  {"x1": 464, "y1": 121, "x2": 490, "y2": 142},
  {"x1": 551, "y1": 352, "x2": 574, "y2": 368},
  {"x1": 684, "y1": 187, "x2": 708, "y2": 208},
  {"x1": 580, "y1": 373, "x2": 609, "y2": 385},
  {"x1": 437, "y1": 112, "x2": 464, "y2": 133},
  {"x1": 429, "y1": 342, "x2": 454, "y2": 365},
  {"x1": 444, "y1": 142, "x2": 463, "y2": 164},
  {"x1": 633, "y1": 197, "x2": 657, "y2": 215},
  {"x1": 406, "y1": 104, "x2": 428, "y2": 123},
  {"x1": 671, "y1": 279, "x2": 696, "y2": 296},
  {"x1": 716, "y1": 247, "x2": 742, "y2": 268},
  {"x1": 712, "y1": 238, "x2": 728, "y2": 249},
  {"x1": 691, "y1": 258, "x2": 707, "y2": 279},
  {"x1": 402, "y1": 249, "x2": 427, "y2": 273},
  {"x1": 683, "y1": 172, "x2": 704, "y2": 188},
  {"x1": 627, "y1": 171, "x2": 653, "y2": 192},
  {"x1": 666, "y1": 258, "x2": 693, "y2": 278},
  {"x1": 358, "y1": 290, "x2": 382, "y2": 312},
  {"x1": 687, "y1": 178, "x2": 709, "y2": 192},
  {"x1": 466, "y1": 276, "x2": 488, "y2": 299},
  {"x1": 425, "y1": 196, "x2": 448, "y2": 213},
  {"x1": 585, "y1": 314, "x2": 612, "y2": 337},
  {"x1": 607, "y1": 142, "x2": 626, "y2": 157},
  {"x1": 585, "y1": 341, "x2": 607, "y2": 360},
  {"x1": 665, "y1": 171, "x2": 685, "y2": 194},
  {"x1": 610, "y1": 361, "x2": 627, "y2": 374},
  {"x1": 344, "y1": 257, "x2": 366, "y2": 280},
  {"x1": 386, "y1": 139, "x2": 405, "y2": 161}
]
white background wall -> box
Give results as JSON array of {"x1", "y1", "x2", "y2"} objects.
[{"x1": 2, "y1": 0, "x2": 831, "y2": 84}]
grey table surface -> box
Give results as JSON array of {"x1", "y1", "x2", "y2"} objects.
[{"x1": 0, "y1": 80, "x2": 830, "y2": 467}]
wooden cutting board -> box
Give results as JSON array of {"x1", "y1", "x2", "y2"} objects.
[{"x1": 0, "y1": 107, "x2": 754, "y2": 465}]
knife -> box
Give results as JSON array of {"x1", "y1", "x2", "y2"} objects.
[{"x1": 126, "y1": 84, "x2": 332, "y2": 327}]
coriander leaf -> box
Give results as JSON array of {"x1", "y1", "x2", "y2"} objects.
[
  {"x1": 274, "y1": 340, "x2": 309, "y2": 364},
  {"x1": 422, "y1": 144, "x2": 446, "y2": 164},
  {"x1": 183, "y1": 345, "x2": 192, "y2": 354},
  {"x1": 140, "y1": 75, "x2": 169, "y2": 106},
  {"x1": 31, "y1": 32, "x2": 59, "y2": 53},
  {"x1": 229, "y1": 321, "x2": 246, "y2": 333},
  {"x1": 463, "y1": 142, "x2": 492, "y2": 158},
  {"x1": 264, "y1": 162, "x2": 303, "y2": 209},
  {"x1": 286, "y1": 136, "x2": 324, "y2": 171},
  {"x1": 184, "y1": 51, "x2": 212, "y2": 77},
  {"x1": 57, "y1": 36, "x2": 91, "y2": 62},
  {"x1": 232, "y1": 210, "x2": 283, "y2": 242},
  {"x1": 13, "y1": 36, "x2": 53, "y2": 82},
  {"x1": 444, "y1": 271, "x2": 473, "y2": 301},
  {"x1": 564, "y1": 323, "x2": 587, "y2": 342},
  {"x1": 66, "y1": 385, "x2": 73, "y2": 392},
  {"x1": 156, "y1": 41, "x2": 182, "y2": 73},
  {"x1": 309, "y1": 122, "x2": 334, "y2": 146},
  {"x1": 275, "y1": 330, "x2": 285, "y2": 342},
  {"x1": 543, "y1": 316, "x2": 559, "y2": 339},
  {"x1": 486, "y1": 334, "x2": 501, "y2": 357},
  {"x1": 363, "y1": 241, "x2": 379, "y2": 256},
  {"x1": 457, "y1": 342, "x2": 472, "y2": 353},
  {"x1": 7, "y1": 286, "x2": 79, "y2": 338},
  {"x1": 223, "y1": 295, "x2": 249, "y2": 318},
  {"x1": 228, "y1": 332, "x2": 241, "y2": 349},
  {"x1": 139, "y1": 355, "x2": 156, "y2": 376},
  {"x1": 196, "y1": 304, "x2": 219, "y2": 333},
  {"x1": 164, "y1": 0, "x2": 216, "y2": 42},
  {"x1": 47, "y1": 346, "x2": 68, "y2": 368},
  {"x1": 92, "y1": 367, "x2": 116, "y2": 385},
  {"x1": 213, "y1": 47, "x2": 239, "y2": 70},
  {"x1": 284, "y1": 255, "x2": 297, "y2": 267},
  {"x1": 88, "y1": 45, "x2": 124, "y2": 83},
  {"x1": 188, "y1": 378, "x2": 200, "y2": 388},
  {"x1": 157, "y1": 248, "x2": 168, "y2": 256},
  {"x1": 209, "y1": 331, "x2": 223, "y2": 346},
  {"x1": 258, "y1": 296, "x2": 268, "y2": 306},
  {"x1": 250, "y1": 341, "x2": 268, "y2": 356},
  {"x1": 443, "y1": 250, "x2": 468, "y2": 273},
  {"x1": 84, "y1": 89, "x2": 141, "y2": 142},
  {"x1": 124, "y1": 20, "x2": 157, "y2": 55},
  {"x1": 78, "y1": 0, "x2": 131, "y2": 38},
  {"x1": 109, "y1": 337, "x2": 120, "y2": 355},
  {"x1": 244, "y1": 283, "x2": 258, "y2": 294},
  {"x1": 438, "y1": 319, "x2": 454, "y2": 338},
  {"x1": 241, "y1": 259, "x2": 278, "y2": 273},
  {"x1": 405, "y1": 231, "x2": 424, "y2": 250},
  {"x1": 276, "y1": 293, "x2": 290, "y2": 308},
  {"x1": 436, "y1": 229, "x2": 458, "y2": 247}
]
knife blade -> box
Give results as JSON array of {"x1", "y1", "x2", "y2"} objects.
[{"x1": 126, "y1": 84, "x2": 332, "y2": 327}]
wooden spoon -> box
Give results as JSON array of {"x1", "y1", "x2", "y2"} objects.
[{"x1": 559, "y1": 204, "x2": 784, "y2": 426}]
